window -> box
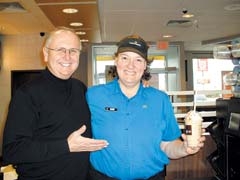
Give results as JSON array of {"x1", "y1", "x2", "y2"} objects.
[{"x1": 192, "y1": 58, "x2": 235, "y2": 100}]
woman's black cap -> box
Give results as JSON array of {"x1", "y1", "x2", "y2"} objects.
[{"x1": 116, "y1": 35, "x2": 149, "y2": 60}]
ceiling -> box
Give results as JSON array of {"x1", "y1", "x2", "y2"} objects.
[{"x1": 0, "y1": 0, "x2": 240, "y2": 50}]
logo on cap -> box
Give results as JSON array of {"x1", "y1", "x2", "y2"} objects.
[{"x1": 129, "y1": 41, "x2": 141, "y2": 47}]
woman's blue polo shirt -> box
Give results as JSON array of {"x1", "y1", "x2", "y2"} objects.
[{"x1": 86, "y1": 79, "x2": 181, "y2": 180}]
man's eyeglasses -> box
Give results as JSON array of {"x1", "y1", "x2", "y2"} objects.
[{"x1": 45, "y1": 47, "x2": 81, "y2": 57}]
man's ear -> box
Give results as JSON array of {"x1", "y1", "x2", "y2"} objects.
[{"x1": 42, "y1": 47, "x2": 49, "y2": 62}]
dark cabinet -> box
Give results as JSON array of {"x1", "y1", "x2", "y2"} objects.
[{"x1": 208, "y1": 98, "x2": 240, "y2": 180}]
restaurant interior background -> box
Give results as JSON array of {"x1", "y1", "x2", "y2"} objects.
[{"x1": 0, "y1": 0, "x2": 240, "y2": 179}]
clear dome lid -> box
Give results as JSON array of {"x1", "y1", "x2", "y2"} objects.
[{"x1": 223, "y1": 72, "x2": 238, "y2": 86}]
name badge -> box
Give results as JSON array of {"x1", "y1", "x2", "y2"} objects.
[{"x1": 105, "y1": 107, "x2": 118, "y2": 111}]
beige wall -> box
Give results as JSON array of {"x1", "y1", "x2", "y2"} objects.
[{"x1": 0, "y1": 34, "x2": 46, "y2": 154}]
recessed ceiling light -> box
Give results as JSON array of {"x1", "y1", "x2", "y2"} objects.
[
  {"x1": 182, "y1": 13, "x2": 194, "y2": 18},
  {"x1": 181, "y1": 8, "x2": 194, "y2": 18},
  {"x1": 62, "y1": 8, "x2": 78, "y2": 14},
  {"x1": 163, "y1": 35, "x2": 173, "y2": 38},
  {"x1": 0, "y1": 26, "x2": 5, "y2": 31},
  {"x1": 76, "y1": 31, "x2": 86, "y2": 35},
  {"x1": 80, "y1": 39, "x2": 89, "y2": 42},
  {"x1": 70, "y1": 22, "x2": 83, "y2": 27}
]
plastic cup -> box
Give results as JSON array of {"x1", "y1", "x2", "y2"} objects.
[{"x1": 184, "y1": 110, "x2": 203, "y2": 147}]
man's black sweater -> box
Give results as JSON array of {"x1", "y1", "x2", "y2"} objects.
[{"x1": 2, "y1": 69, "x2": 91, "y2": 180}]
